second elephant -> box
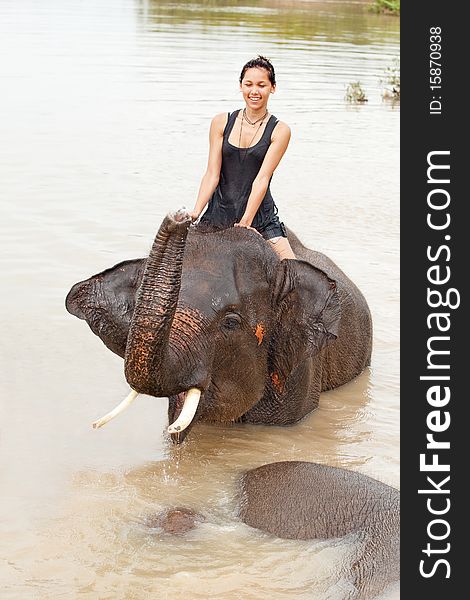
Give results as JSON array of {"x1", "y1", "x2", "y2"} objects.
[{"x1": 240, "y1": 461, "x2": 399, "y2": 599}]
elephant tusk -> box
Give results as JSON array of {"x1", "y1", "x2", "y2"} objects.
[
  {"x1": 167, "y1": 388, "x2": 201, "y2": 434},
  {"x1": 92, "y1": 389, "x2": 139, "y2": 429}
]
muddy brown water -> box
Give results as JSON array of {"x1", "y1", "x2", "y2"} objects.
[{"x1": 0, "y1": 1, "x2": 399, "y2": 598}]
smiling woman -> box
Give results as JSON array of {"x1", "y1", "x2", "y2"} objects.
[{"x1": 191, "y1": 55, "x2": 296, "y2": 260}]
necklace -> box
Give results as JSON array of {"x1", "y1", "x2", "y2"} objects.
[
  {"x1": 238, "y1": 110, "x2": 268, "y2": 164},
  {"x1": 243, "y1": 108, "x2": 268, "y2": 126}
]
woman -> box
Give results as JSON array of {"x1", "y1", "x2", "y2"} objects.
[{"x1": 190, "y1": 56, "x2": 295, "y2": 260}]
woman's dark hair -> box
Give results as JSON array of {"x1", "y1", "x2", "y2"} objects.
[{"x1": 239, "y1": 55, "x2": 276, "y2": 86}]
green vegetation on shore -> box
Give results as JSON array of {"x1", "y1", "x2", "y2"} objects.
[
  {"x1": 369, "y1": 0, "x2": 400, "y2": 15},
  {"x1": 142, "y1": 1, "x2": 400, "y2": 44}
]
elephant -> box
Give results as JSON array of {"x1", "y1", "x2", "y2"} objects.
[
  {"x1": 66, "y1": 209, "x2": 372, "y2": 442},
  {"x1": 141, "y1": 461, "x2": 399, "y2": 599},
  {"x1": 239, "y1": 461, "x2": 399, "y2": 599}
]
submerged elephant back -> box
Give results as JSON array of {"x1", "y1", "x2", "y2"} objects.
[
  {"x1": 239, "y1": 461, "x2": 399, "y2": 599},
  {"x1": 239, "y1": 461, "x2": 399, "y2": 539}
]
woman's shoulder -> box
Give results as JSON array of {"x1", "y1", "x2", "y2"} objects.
[
  {"x1": 212, "y1": 111, "x2": 230, "y2": 121},
  {"x1": 210, "y1": 111, "x2": 231, "y2": 132},
  {"x1": 212, "y1": 111, "x2": 236, "y2": 124},
  {"x1": 271, "y1": 117, "x2": 291, "y2": 140}
]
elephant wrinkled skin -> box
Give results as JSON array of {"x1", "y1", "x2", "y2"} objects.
[
  {"x1": 66, "y1": 210, "x2": 372, "y2": 442},
  {"x1": 240, "y1": 461, "x2": 399, "y2": 599}
]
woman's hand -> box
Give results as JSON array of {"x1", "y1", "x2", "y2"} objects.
[
  {"x1": 189, "y1": 209, "x2": 201, "y2": 222},
  {"x1": 234, "y1": 222, "x2": 262, "y2": 236}
]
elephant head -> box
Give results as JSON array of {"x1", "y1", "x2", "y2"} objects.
[{"x1": 66, "y1": 210, "x2": 340, "y2": 442}]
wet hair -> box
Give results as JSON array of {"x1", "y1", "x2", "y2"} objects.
[{"x1": 239, "y1": 55, "x2": 276, "y2": 86}]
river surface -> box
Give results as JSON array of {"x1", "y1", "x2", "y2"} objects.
[{"x1": 0, "y1": 1, "x2": 399, "y2": 598}]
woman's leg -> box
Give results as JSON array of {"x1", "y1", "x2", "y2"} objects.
[{"x1": 267, "y1": 236, "x2": 296, "y2": 259}]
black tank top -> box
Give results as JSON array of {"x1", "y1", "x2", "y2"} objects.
[{"x1": 200, "y1": 110, "x2": 280, "y2": 231}]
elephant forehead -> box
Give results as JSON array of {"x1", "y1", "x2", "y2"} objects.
[
  {"x1": 179, "y1": 269, "x2": 237, "y2": 305},
  {"x1": 179, "y1": 267, "x2": 269, "y2": 313}
]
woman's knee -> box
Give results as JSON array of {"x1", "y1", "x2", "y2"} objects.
[{"x1": 267, "y1": 236, "x2": 296, "y2": 259}]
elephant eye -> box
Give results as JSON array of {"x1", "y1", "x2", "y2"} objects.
[{"x1": 221, "y1": 312, "x2": 242, "y2": 330}]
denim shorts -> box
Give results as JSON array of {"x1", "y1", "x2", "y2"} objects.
[{"x1": 257, "y1": 219, "x2": 288, "y2": 241}]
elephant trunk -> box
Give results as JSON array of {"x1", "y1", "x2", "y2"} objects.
[{"x1": 124, "y1": 210, "x2": 192, "y2": 396}]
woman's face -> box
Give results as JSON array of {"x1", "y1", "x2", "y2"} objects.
[{"x1": 240, "y1": 67, "x2": 275, "y2": 111}]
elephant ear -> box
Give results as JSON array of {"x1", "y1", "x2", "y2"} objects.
[
  {"x1": 65, "y1": 258, "x2": 146, "y2": 358},
  {"x1": 270, "y1": 259, "x2": 341, "y2": 385}
]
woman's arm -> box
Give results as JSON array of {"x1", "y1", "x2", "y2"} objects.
[
  {"x1": 236, "y1": 121, "x2": 291, "y2": 227},
  {"x1": 190, "y1": 113, "x2": 227, "y2": 220}
]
